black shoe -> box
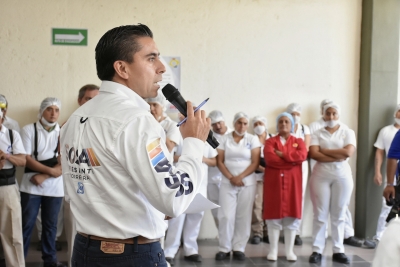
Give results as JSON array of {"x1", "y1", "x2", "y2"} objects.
[
  {"x1": 56, "y1": 241, "x2": 62, "y2": 251},
  {"x1": 309, "y1": 252, "x2": 322, "y2": 263},
  {"x1": 363, "y1": 239, "x2": 377, "y2": 249},
  {"x1": 0, "y1": 259, "x2": 6, "y2": 267},
  {"x1": 250, "y1": 235, "x2": 261, "y2": 244},
  {"x1": 232, "y1": 251, "x2": 245, "y2": 261},
  {"x1": 215, "y1": 251, "x2": 230, "y2": 260},
  {"x1": 294, "y1": 235, "x2": 302, "y2": 246},
  {"x1": 165, "y1": 257, "x2": 174, "y2": 266},
  {"x1": 263, "y1": 235, "x2": 269, "y2": 243},
  {"x1": 36, "y1": 240, "x2": 42, "y2": 251},
  {"x1": 332, "y1": 253, "x2": 350, "y2": 264},
  {"x1": 343, "y1": 236, "x2": 363, "y2": 247},
  {"x1": 184, "y1": 254, "x2": 202, "y2": 262},
  {"x1": 43, "y1": 262, "x2": 67, "y2": 267}
]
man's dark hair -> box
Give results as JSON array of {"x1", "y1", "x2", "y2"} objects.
[
  {"x1": 95, "y1": 24, "x2": 153, "y2": 81},
  {"x1": 78, "y1": 84, "x2": 100, "y2": 100}
]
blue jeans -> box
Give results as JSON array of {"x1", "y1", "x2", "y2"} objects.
[
  {"x1": 71, "y1": 234, "x2": 167, "y2": 267},
  {"x1": 20, "y1": 192, "x2": 62, "y2": 263}
]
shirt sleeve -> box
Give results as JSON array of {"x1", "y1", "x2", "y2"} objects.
[
  {"x1": 310, "y1": 130, "x2": 320, "y2": 147},
  {"x1": 11, "y1": 130, "x2": 26, "y2": 155},
  {"x1": 344, "y1": 129, "x2": 357, "y2": 148},
  {"x1": 163, "y1": 119, "x2": 182, "y2": 146},
  {"x1": 207, "y1": 145, "x2": 218, "y2": 158},
  {"x1": 374, "y1": 127, "x2": 385, "y2": 149},
  {"x1": 303, "y1": 124, "x2": 311, "y2": 135},
  {"x1": 114, "y1": 115, "x2": 206, "y2": 217},
  {"x1": 388, "y1": 130, "x2": 400, "y2": 159},
  {"x1": 21, "y1": 125, "x2": 33, "y2": 156},
  {"x1": 251, "y1": 134, "x2": 262, "y2": 149}
]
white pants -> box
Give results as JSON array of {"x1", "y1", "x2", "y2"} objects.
[
  {"x1": 297, "y1": 160, "x2": 309, "y2": 235},
  {"x1": 310, "y1": 173, "x2": 353, "y2": 254},
  {"x1": 164, "y1": 212, "x2": 204, "y2": 258},
  {"x1": 207, "y1": 183, "x2": 219, "y2": 227},
  {"x1": 266, "y1": 217, "x2": 300, "y2": 231},
  {"x1": 36, "y1": 200, "x2": 64, "y2": 240},
  {"x1": 218, "y1": 183, "x2": 256, "y2": 253},
  {"x1": 344, "y1": 207, "x2": 354, "y2": 238}
]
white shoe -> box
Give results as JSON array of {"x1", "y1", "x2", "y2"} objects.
[
  {"x1": 267, "y1": 228, "x2": 280, "y2": 261},
  {"x1": 284, "y1": 229, "x2": 297, "y2": 261}
]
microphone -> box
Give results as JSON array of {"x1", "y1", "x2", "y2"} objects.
[{"x1": 162, "y1": 84, "x2": 219, "y2": 149}]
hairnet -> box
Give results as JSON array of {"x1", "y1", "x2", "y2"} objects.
[
  {"x1": 394, "y1": 104, "x2": 400, "y2": 117},
  {"x1": 251, "y1": 116, "x2": 267, "y2": 128},
  {"x1": 320, "y1": 99, "x2": 333, "y2": 115},
  {"x1": 233, "y1": 112, "x2": 249, "y2": 125},
  {"x1": 0, "y1": 95, "x2": 7, "y2": 109},
  {"x1": 208, "y1": 110, "x2": 225, "y2": 124},
  {"x1": 323, "y1": 102, "x2": 341, "y2": 116},
  {"x1": 145, "y1": 90, "x2": 167, "y2": 111},
  {"x1": 276, "y1": 112, "x2": 294, "y2": 133},
  {"x1": 286, "y1": 103, "x2": 302, "y2": 114},
  {"x1": 38, "y1": 97, "x2": 61, "y2": 119}
]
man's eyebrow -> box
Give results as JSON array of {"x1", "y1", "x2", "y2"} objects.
[{"x1": 145, "y1": 52, "x2": 160, "y2": 57}]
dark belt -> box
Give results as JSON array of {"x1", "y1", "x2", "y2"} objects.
[
  {"x1": 0, "y1": 176, "x2": 16, "y2": 186},
  {"x1": 78, "y1": 232, "x2": 159, "y2": 245}
]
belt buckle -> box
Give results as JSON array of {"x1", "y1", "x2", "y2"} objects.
[{"x1": 100, "y1": 241, "x2": 125, "y2": 254}]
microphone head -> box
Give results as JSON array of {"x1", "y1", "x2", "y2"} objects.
[{"x1": 162, "y1": 84, "x2": 178, "y2": 101}]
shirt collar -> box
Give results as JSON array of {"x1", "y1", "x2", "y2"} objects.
[
  {"x1": 99, "y1": 81, "x2": 150, "y2": 112},
  {"x1": 36, "y1": 120, "x2": 60, "y2": 132},
  {"x1": 0, "y1": 124, "x2": 7, "y2": 134}
]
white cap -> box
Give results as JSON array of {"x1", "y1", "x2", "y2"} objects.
[
  {"x1": 208, "y1": 110, "x2": 225, "y2": 124},
  {"x1": 320, "y1": 99, "x2": 333, "y2": 115},
  {"x1": 38, "y1": 97, "x2": 61, "y2": 119},
  {"x1": 145, "y1": 90, "x2": 167, "y2": 111},
  {"x1": 251, "y1": 116, "x2": 267, "y2": 128},
  {"x1": 233, "y1": 112, "x2": 249, "y2": 124},
  {"x1": 323, "y1": 102, "x2": 340, "y2": 116},
  {"x1": 286, "y1": 103, "x2": 302, "y2": 114}
]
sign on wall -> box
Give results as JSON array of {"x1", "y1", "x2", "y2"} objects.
[
  {"x1": 52, "y1": 28, "x2": 88, "y2": 46},
  {"x1": 159, "y1": 56, "x2": 181, "y2": 113}
]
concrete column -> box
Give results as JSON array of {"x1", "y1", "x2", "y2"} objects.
[{"x1": 355, "y1": 0, "x2": 400, "y2": 238}]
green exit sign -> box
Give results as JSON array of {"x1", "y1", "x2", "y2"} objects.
[{"x1": 52, "y1": 28, "x2": 87, "y2": 46}]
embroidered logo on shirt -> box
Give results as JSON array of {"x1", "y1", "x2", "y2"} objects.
[
  {"x1": 6, "y1": 145, "x2": 12, "y2": 153},
  {"x1": 246, "y1": 143, "x2": 251, "y2": 149},
  {"x1": 147, "y1": 138, "x2": 193, "y2": 197},
  {"x1": 65, "y1": 145, "x2": 101, "y2": 167},
  {"x1": 77, "y1": 182, "x2": 85, "y2": 194}
]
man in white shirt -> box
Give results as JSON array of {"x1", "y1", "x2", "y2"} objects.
[
  {"x1": 372, "y1": 104, "x2": 400, "y2": 243},
  {"x1": 0, "y1": 107, "x2": 26, "y2": 267},
  {"x1": 20, "y1": 97, "x2": 65, "y2": 267},
  {"x1": 207, "y1": 110, "x2": 232, "y2": 228},
  {"x1": 60, "y1": 24, "x2": 210, "y2": 267},
  {"x1": 0, "y1": 95, "x2": 21, "y2": 133}
]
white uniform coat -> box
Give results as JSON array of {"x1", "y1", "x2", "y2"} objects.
[{"x1": 60, "y1": 81, "x2": 205, "y2": 240}]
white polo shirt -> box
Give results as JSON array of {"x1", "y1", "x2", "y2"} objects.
[
  {"x1": 207, "y1": 127, "x2": 232, "y2": 184},
  {"x1": 60, "y1": 81, "x2": 206, "y2": 239},
  {"x1": 19, "y1": 121, "x2": 63, "y2": 197},
  {"x1": 374, "y1": 124, "x2": 399, "y2": 156},
  {"x1": 310, "y1": 125, "x2": 356, "y2": 177},
  {"x1": 0, "y1": 125, "x2": 25, "y2": 169},
  {"x1": 218, "y1": 132, "x2": 261, "y2": 186}
]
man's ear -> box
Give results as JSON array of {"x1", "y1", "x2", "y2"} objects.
[{"x1": 113, "y1": 61, "x2": 129, "y2": 80}]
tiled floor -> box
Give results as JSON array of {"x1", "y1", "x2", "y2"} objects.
[{"x1": 25, "y1": 238, "x2": 374, "y2": 267}]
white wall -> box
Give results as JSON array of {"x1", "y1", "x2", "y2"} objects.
[{"x1": 0, "y1": 0, "x2": 362, "y2": 238}]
